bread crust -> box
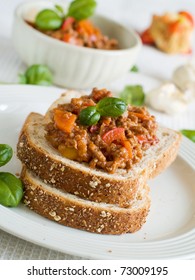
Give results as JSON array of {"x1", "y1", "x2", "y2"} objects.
[
  {"x1": 22, "y1": 169, "x2": 150, "y2": 235},
  {"x1": 18, "y1": 131, "x2": 140, "y2": 207},
  {"x1": 149, "y1": 132, "x2": 182, "y2": 178},
  {"x1": 17, "y1": 114, "x2": 143, "y2": 207},
  {"x1": 17, "y1": 113, "x2": 181, "y2": 207}
]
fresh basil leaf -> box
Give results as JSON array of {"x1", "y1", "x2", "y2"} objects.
[
  {"x1": 67, "y1": 0, "x2": 97, "y2": 21},
  {"x1": 79, "y1": 106, "x2": 100, "y2": 125},
  {"x1": 20, "y1": 65, "x2": 53, "y2": 86},
  {"x1": 0, "y1": 172, "x2": 23, "y2": 207},
  {"x1": 0, "y1": 144, "x2": 13, "y2": 167},
  {"x1": 35, "y1": 9, "x2": 63, "y2": 30},
  {"x1": 120, "y1": 85, "x2": 145, "y2": 106},
  {"x1": 130, "y1": 65, "x2": 139, "y2": 72},
  {"x1": 97, "y1": 97, "x2": 127, "y2": 117},
  {"x1": 180, "y1": 129, "x2": 195, "y2": 143}
]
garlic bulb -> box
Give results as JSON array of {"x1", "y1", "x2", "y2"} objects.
[
  {"x1": 146, "y1": 82, "x2": 188, "y2": 115},
  {"x1": 172, "y1": 63, "x2": 195, "y2": 101}
]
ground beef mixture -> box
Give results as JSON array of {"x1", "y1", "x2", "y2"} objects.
[
  {"x1": 45, "y1": 88, "x2": 159, "y2": 173},
  {"x1": 28, "y1": 17, "x2": 119, "y2": 50}
]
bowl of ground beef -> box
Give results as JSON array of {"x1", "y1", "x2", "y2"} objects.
[{"x1": 12, "y1": 0, "x2": 141, "y2": 89}]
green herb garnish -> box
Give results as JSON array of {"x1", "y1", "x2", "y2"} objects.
[
  {"x1": 67, "y1": 0, "x2": 97, "y2": 21},
  {"x1": 96, "y1": 97, "x2": 127, "y2": 117},
  {"x1": 0, "y1": 144, "x2": 13, "y2": 167},
  {"x1": 79, "y1": 97, "x2": 127, "y2": 126},
  {"x1": 19, "y1": 64, "x2": 53, "y2": 86},
  {"x1": 120, "y1": 85, "x2": 145, "y2": 106},
  {"x1": 130, "y1": 65, "x2": 139, "y2": 72},
  {"x1": 35, "y1": 0, "x2": 97, "y2": 30},
  {"x1": 35, "y1": 9, "x2": 63, "y2": 30},
  {"x1": 0, "y1": 144, "x2": 23, "y2": 207},
  {"x1": 0, "y1": 172, "x2": 23, "y2": 207},
  {"x1": 79, "y1": 106, "x2": 100, "y2": 126},
  {"x1": 180, "y1": 129, "x2": 195, "y2": 143}
]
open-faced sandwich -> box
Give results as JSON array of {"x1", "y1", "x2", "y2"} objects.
[{"x1": 17, "y1": 88, "x2": 181, "y2": 234}]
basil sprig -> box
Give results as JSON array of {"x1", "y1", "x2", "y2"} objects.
[
  {"x1": 19, "y1": 64, "x2": 53, "y2": 86},
  {"x1": 0, "y1": 144, "x2": 23, "y2": 207},
  {"x1": 67, "y1": 0, "x2": 97, "y2": 21},
  {"x1": 35, "y1": 0, "x2": 97, "y2": 31},
  {"x1": 79, "y1": 97, "x2": 127, "y2": 126},
  {"x1": 180, "y1": 129, "x2": 195, "y2": 143},
  {"x1": 120, "y1": 85, "x2": 145, "y2": 106}
]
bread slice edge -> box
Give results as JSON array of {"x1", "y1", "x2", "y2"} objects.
[
  {"x1": 17, "y1": 112, "x2": 181, "y2": 207},
  {"x1": 22, "y1": 168, "x2": 151, "y2": 235}
]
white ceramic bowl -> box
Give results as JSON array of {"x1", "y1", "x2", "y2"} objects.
[{"x1": 12, "y1": 1, "x2": 141, "y2": 89}]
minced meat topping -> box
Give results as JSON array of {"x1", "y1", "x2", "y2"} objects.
[
  {"x1": 45, "y1": 88, "x2": 159, "y2": 173},
  {"x1": 28, "y1": 17, "x2": 119, "y2": 50}
]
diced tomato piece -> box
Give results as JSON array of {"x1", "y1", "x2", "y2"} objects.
[
  {"x1": 140, "y1": 28, "x2": 154, "y2": 44},
  {"x1": 102, "y1": 127, "x2": 133, "y2": 158},
  {"x1": 62, "y1": 17, "x2": 75, "y2": 30},
  {"x1": 54, "y1": 109, "x2": 77, "y2": 133},
  {"x1": 179, "y1": 11, "x2": 194, "y2": 26},
  {"x1": 169, "y1": 20, "x2": 185, "y2": 33},
  {"x1": 77, "y1": 20, "x2": 98, "y2": 36},
  {"x1": 102, "y1": 128, "x2": 125, "y2": 145},
  {"x1": 63, "y1": 33, "x2": 71, "y2": 42},
  {"x1": 136, "y1": 134, "x2": 148, "y2": 144}
]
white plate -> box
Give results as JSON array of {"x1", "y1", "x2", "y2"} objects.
[{"x1": 0, "y1": 74, "x2": 195, "y2": 260}]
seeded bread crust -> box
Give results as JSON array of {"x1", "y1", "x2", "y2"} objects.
[
  {"x1": 17, "y1": 113, "x2": 181, "y2": 207},
  {"x1": 22, "y1": 168, "x2": 150, "y2": 235},
  {"x1": 17, "y1": 113, "x2": 143, "y2": 207}
]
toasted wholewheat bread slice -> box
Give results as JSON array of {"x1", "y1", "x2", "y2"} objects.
[
  {"x1": 22, "y1": 168, "x2": 150, "y2": 235},
  {"x1": 17, "y1": 112, "x2": 181, "y2": 207}
]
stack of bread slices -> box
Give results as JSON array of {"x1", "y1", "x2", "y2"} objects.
[{"x1": 17, "y1": 91, "x2": 181, "y2": 235}]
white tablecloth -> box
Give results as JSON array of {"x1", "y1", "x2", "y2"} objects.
[{"x1": 0, "y1": 0, "x2": 195, "y2": 260}]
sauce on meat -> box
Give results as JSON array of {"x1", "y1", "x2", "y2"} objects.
[{"x1": 45, "y1": 88, "x2": 159, "y2": 173}]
